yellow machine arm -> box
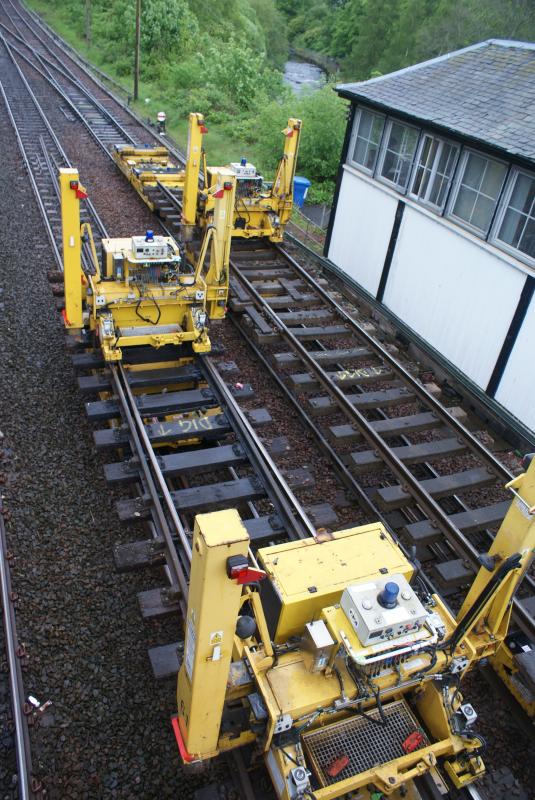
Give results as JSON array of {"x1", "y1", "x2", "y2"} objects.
[
  {"x1": 183, "y1": 112, "x2": 207, "y2": 229},
  {"x1": 459, "y1": 459, "x2": 535, "y2": 655},
  {"x1": 60, "y1": 168, "x2": 86, "y2": 331},
  {"x1": 272, "y1": 118, "x2": 302, "y2": 224}
]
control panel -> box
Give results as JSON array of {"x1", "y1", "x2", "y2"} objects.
[
  {"x1": 131, "y1": 234, "x2": 169, "y2": 260},
  {"x1": 229, "y1": 161, "x2": 258, "y2": 178},
  {"x1": 341, "y1": 574, "x2": 428, "y2": 646}
]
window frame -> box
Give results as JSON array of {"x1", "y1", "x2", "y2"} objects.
[
  {"x1": 408, "y1": 133, "x2": 460, "y2": 212},
  {"x1": 376, "y1": 118, "x2": 421, "y2": 193},
  {"x1": 347, "y1": 106, "x2": 386, "y2": 176},
  {"x1": 490, "y1": 167, "x2": 535, "y2": 267},
  {"x1": 445, "y1": 148, "x2": 508, "y2": 238}
]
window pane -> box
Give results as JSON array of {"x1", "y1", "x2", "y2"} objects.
[
  {"x1": 411, "y1": 136, "x2": 457, "y2": 209},
  {"x1": 470, "y1": 195, "x2": 494, "y2": 231},
  {"x1": 380, "y1": 122, "x2": 418, "y2": 189},
  {"x1": 353, "y1": 137, "x2": 370, "y2": 166},
  {"x1": 454, "y1": 186, "x2": 478, "y2": 222},
  {"x1": 509, "y1": 172, "x2": 535, "y2": 214},
  {"x1": 482, "y1": 160, "x2": 508, "y2": 197},
  {"x1": 497, "y1": 173, "x2": 535, "y2": 259},
  {"x1": 522, "y1": 218, "x2": 535, "y2": 258},
  {"x1": 412, "y1": 136, "x2": 433, "y2": 195},
  {"x1": 462, "y1": 153, "x2": 487, "y2": 189},
  {"x1": 416, "y1": 137, "x2": 437, "y2": 198},
  {"x1": 451, "y1": 152, "x2": 506, "y2": 233},
  {"x1": 350, "y1": 110, "x2": 384, "y2": 172}
]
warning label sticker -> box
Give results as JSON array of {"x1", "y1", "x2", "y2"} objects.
[
  {"x1": 185, "y1": 614, "x2": 196, "y2": 681},
  {"x1": 210, "y1": 630, "x2": 223, "y2": 646}
]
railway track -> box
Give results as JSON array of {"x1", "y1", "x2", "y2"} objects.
[
  {"x1": 6, "y1": 0, "x2": 534, "y2": 668},
  {"x1": 0, "y1": 4, "x2": 138, "y2": 153},
  {"x1": 0, "y1": 0, "x2": 162, "y2": 144},
  {"x1": 1, "y1": 0, "x2": 189, "y2": 241},
  {"x1": 228, "y1": 240, "x2": 535, "y2": 639},
  {"x1": 72, "y1": 347, "x2": 328, "y2": 678}
]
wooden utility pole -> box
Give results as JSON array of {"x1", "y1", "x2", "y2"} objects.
[
  {"x1": 84, "y1": 0, "x2": 91, "y2": 46},
  {"x1": 134, "y1": 0, "x2": 141, "y2": 101}
]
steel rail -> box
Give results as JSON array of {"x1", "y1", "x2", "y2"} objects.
[
  {"x1": 117, "y1": 363, "x2": 193, "y2": 564},
  {"x1": 0, "y1": 32, "x2": 108, "y2": 278},
  {"x1": 3, "y1": 0, "x2": 136, "y2": 142},
  {"x1": 227, "y1": 313, "x2": 389, "y2": 523},
  {"x1": 0, "y1": 500, "x2": 33, "y2": 800},
  {"x1": 155, "y1": 180, "x2": 186, "y2": 207},
  {"x1": 230, "y1": 256, "x2": 535, "y2": 640},
  {"x1": 0, "y1": 33, "x2": 66, "y2": 267},
  {"x1": 201, "y1": 355, "x2": 317, "y2": 541},
  {"x1": 111, "y1": 365, "x2": 190, "y2": 605}
]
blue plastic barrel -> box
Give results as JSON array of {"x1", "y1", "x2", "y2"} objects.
[{"x1": 293, "y1": 175, "x2": 311, "y2": 208}]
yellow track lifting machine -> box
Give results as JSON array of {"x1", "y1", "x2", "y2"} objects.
[
  {"x1": 59, "y1": 164, "x2": 236, "y2": 361},
  {"x1": 174, "y1": 458, "x2": 535, "y2": 799},
  {"x1": 113, "y1": 111, "x2": 302, "y2": 242}
]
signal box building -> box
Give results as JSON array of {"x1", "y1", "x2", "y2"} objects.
[{"x1": 325, "y1": 40, "x2": 535, "y2": 433}]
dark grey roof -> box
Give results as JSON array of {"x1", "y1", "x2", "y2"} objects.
[{"x1": 337, "y1": 40, "x2": 535, "y2": 163}]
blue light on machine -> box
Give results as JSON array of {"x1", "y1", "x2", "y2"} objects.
[{"x1": 145, "y1": 229, "x2": 154, "y2": 242}]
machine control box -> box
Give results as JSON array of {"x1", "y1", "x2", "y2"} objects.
[
  {"x1": 131, "y1": 235, "x2": 168, "y2": 260},
  {"x1": 341, "y1": 574, "x2": 428, "y2": 646},
  {"x1": 229, "y1": 161, "x2": 258, "y2": 178}
]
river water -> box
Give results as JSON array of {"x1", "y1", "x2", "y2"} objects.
[{"x1": 284, "y1": 59, "x2": 326, "y2": 94}]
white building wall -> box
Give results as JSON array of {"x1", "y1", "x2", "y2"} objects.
[
  {"x1": 495, "y1": 293, "x2": 535, "y2": 431},
  {"x1": 327, "y1": 168, "x2": 534, "y2": 431},
  {"x1": 328, "y1": 168, "x2": 397, "y2": 296},
  {"x1": 383, "y1": 207, "x2": 526, "y2": 389}
]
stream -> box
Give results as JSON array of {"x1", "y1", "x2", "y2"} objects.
[{"x1": 283, "y1": 59, "x2": 326, "y2": 94}]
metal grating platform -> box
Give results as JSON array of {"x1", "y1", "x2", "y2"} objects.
[{"x1": 302, "y1": 699, "x2": 428, "y2": 787}]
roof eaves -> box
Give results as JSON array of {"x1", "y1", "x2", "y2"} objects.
[{"x1": 486, "y1": 38, "x2": 535, "y2": 49}]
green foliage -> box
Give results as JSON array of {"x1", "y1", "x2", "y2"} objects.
[
  {"x1": 278, "y1": 0, "x2": 535, "y2": 79},
  {"x1": 141, "y1": 0, "x2": 198, "y2": 58},
  {"x1": 204, "y1": 38, "x2": 267, "y2": 113},
  {"x1": 307, "y1": 180, "x2": 335, "y2": 205},
  {"x1": 241, "y1": 85, "x2": 346, "y2": 190},
  {"x1": 29, "y1": 0, "x2": 347, "y2": 201}
]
